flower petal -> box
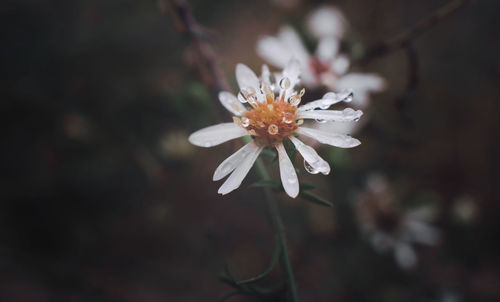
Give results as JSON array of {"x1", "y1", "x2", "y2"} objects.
[
  {"x1": 217, "y1": 144, "x2": 263, "y2": 195},
  {"x1": 336, "y1": 73, "x2": 386, "y2": 92},
  {"x1": 298, "y1": 108, "x2": 362, "y2": 122},
  {"x1": 277, "y1": 26, "x2": 310, "y2": 65},
  {"x1": 316, "y1": 37, "x2": 339, "y2": 62},
  {"x1": 298, "y1": 92, "x2": 346, "y2": 111},
  {"x1": 331, "y1": 55, "x2": 350, "y2": 75},
  {"x1": 394, "y1": 242, "x2": 417, "y2": 270},
  {"x1": 297, "y1": 126, "x2": 361, "y2": 148},
  {"x1": 307, "y1": 6, "x2": 347, "y2": 39},
  {"x1": 213, "y1": 140, "x2": 260, "y2": 181},
  {"x1": 188, "y1": 123, "x2": 247, "y2": 147},
  {"x1": 256, "y1": 36, "x2": 292, "y2": 68},
  {"x1": 282, "y1": 58, "x2": 302, "y2": 88},
  {"x1": 276, "y1": 142, "x2": 299, "y2": 198},
  {"x1": 261, "y1": 64, "x2": 272, "y2": 85},
  {"x1": 235, "y1": 63, "x2": 260, "y2": 91},
  {"x1": 289, "y1": 136, "x2": 330, "y2": 175},
  {"x1": 218, "y1": 91, "x2": 247, "y2": 116}
]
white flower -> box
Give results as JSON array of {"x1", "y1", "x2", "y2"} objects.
[
  {"x1": 189, "y1": 60, "x2": 362, "y2": 198},
  {"x1": 307, "y1": 6, "x2": 347, "y2": 39},
  {"x1": 356, "y1": 174, "x2": 440, "y2": 270},
  {"x1": 256, "y1": 6, "x2": 386, "y2": 109}
]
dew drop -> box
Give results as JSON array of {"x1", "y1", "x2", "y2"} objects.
[
  {"x1": 237, "y1": 91, "x2": 248, "y2": 103},
  {"x1": 241, "y1": 117, "x2": 250, "y2": 127},
  {"x1": 289, "y1": 95, "x2": 301, "y2": 106},
  {"x1": 320, "y1": 99, "x2": 331, "y2": 110},
  {"x1": 304, "y1": 160, "x2": 320, "y2": 174},
  {"x1": 343, "y1": 108, "x2": 355, "y2": 115},
  {"x1": 268, "y1": 124, "x2": 279, "y2": 135},
  {"x1": 299, "y1": 88, "x2": 306, "y2": 97},
  {"x1": 247, "y1": 95, "x2": 258, "y2": 105},
  {"x1": 315, "y1": 119, "x2": 327, "y2": 123},
  {"x1": 282, "y1": 112, "x2": 294, "y2": 124},
  {"x1": 337, "y1": 88, "x2": 354, "y2": 103},
  {"x1": 279, "y1": 77, "x2": 291, "y2": 89}
]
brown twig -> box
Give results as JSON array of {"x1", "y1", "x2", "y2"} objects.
[
  {"x1": 159, "y1": 0, "x2": 230, "y2": 122},
  {"x1": 359, "y1": 0, "x2": 471, "y2": 64}
]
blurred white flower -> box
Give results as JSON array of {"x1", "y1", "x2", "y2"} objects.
[
  {"x1": 189, "y1": 60, "x2": 362, "y2": 198},
  {"x1": 356, "y1": 174, "x2": 440, "y2": 270},
  {"x1": 256, "y1": 6, "x2": 386, "y2": 109},
  {"x1": 307, "y1": 6, "x2": 347, "y2": 39}
]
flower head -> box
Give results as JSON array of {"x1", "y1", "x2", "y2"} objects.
[
  {"x1": 256, "y1": 6, "x2": 386, "y2": 109},
  {"x1": 356, "y1": 174, "x2": 440, "y2": 269},
  {"x1": 189, "y1": 60, "x2": 362, "y2": 198}
]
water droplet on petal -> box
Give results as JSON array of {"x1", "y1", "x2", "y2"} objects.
[
  {"x1": 337, "y1": 88, "x2": 354, "y2": 103},
  {"x1": 315, "y1": 118, "x2": 327, "y2": 123},
  {"x1": 238, "y1": 91, "x2": 248, "y2": 103},
  {"x1": 343, "y1": 108, "x2": 355, "y2": 115},
  {"x1": 304, "y1": 160, "x2": 320, "y2": 174},
  {"x1": 320, "y1": 99, "x2": 331, "y2": 110},
  {"x1": 299, "y1": 88, "x2": 306, "y2": 97},
  {"x1": 279, "y1": 77, "x2": 291, "y2": 89}
]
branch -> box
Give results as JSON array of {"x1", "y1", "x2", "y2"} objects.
[
  {"x1": 159, "y1": 0, "x2": 230, "y2": 93},
  {"x1": 359, "y1": 0, "x2": 471, "y2": 63}
]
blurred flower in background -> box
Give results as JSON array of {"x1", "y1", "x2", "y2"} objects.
[
  {"x1": 256, "y1": 5, "x2": 386, "y2": 109},
  {"x1": 356, "y1": 174, "x2": 440, "y2": 270}
]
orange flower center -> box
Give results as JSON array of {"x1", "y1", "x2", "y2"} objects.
[{"x1": 237, "y1": 98, "x2": 300, "y2": 146}]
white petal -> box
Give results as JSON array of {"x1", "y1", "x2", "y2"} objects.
[
  {"x1": 276, "y1": 143, "x2": 299, "y2": 198},
  {"x1": 277, "y1": 26, "x2": 310, "y2": 65},
  {"x1": 394, "y1": 242, "x2": 417, "y2": 270},
  {"x1": 213, "y1": 140, "x2": 260, "y2": 181},
  {"x1": 235, "y1": 63, "x2": 260, "y2": 91},
  {"x1": 405, "y1": 220, "x2": 440, "y2": 246},
  {"x1": 298, "y1": 92, "x2": 344, "y2": 111},
  {"x1": 314, "y1": 120, "x2": 361, "y2": 136},
  {"x1": 188, "y1": 123, "x2": 247, "y2": 147},
  {"x1": 316, "y1": 37, "x2": 339, "y2": 62},
  {"x1": 261, "y1": 64, "x2": 272, "y2": 85},
  {"x1": 218, "y1": 91, "x2": 247, "y2": 116},
  {"x1": 217, "y1": 145, "x2": 263, "y2": 195},
  {"x1": 282, "y1": 58, "x2": 301, "y2": 88},
  {"x1": 297, "y1": 126, "x2": 361, "y2": 148},
  {"x1": 331, "y1": 55, "x2": 350, "y2": 75},
  {"x1": 289, "y1": 136, "x2": 330, "y2": 175},
  {"x1": 335, "y1": 73, "x2": 386, "y2": 108},
  {"x1": 256, "y1": 36, "x2": 292, "y2": 68},
  {"x1": 307, "y1": 6, "x2": 347, "y2": 39},
  {"x1": 298, "y1": 108, "x2": 362, "y2": 122},
  {"x1": 336, "y1": 73, "x2": 386, "y2": 93}
]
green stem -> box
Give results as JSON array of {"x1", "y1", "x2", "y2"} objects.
[{"x1": 254, "y1": 158, "x2": 300, "y2": 302}]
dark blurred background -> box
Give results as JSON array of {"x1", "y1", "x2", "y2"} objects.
[{"x1": 1, "y1": 0, "x2": 500, "y2": 301}]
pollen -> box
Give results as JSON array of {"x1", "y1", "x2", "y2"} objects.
[{"x1": 242, "y1": 97, "x2": 300, "y2": 146}]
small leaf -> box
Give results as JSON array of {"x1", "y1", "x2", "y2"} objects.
[{"x1": 300, "y1": 191, "x2": 333, "y2": 207}]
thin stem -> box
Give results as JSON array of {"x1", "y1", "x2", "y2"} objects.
[
  {"x1": 359, "y1": 0, "x2": 471, "y2": 63},
  {"x1": 254, "y1": 158, "x2": 300, "y2": 302}
]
